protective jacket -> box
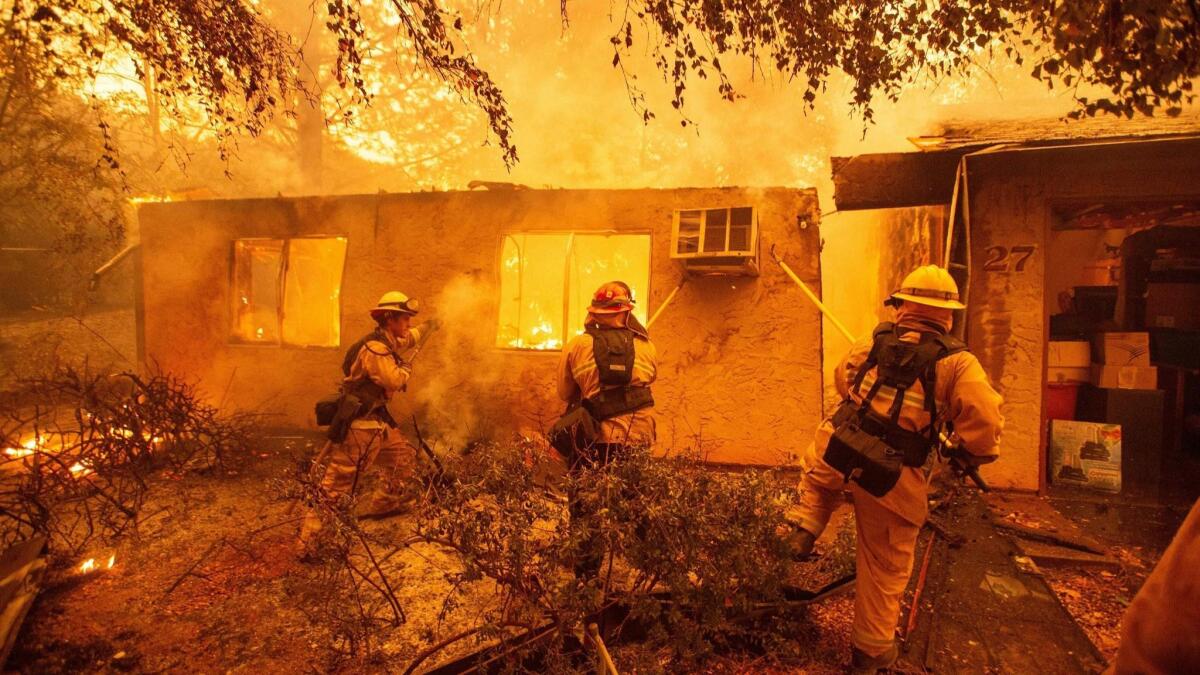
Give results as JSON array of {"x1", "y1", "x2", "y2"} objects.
[
  {"x1": 557, "y1": 317, "x2": 657, "y2": 446},
  {"x1": 802, "y1": 320, "x2": 1003, "y2": 526},
  {"x1": 1112, "y1": 499, "x2": 1200, "y2": 674},
  {"x1": 823, "y1": 322, "x2": 969, "y2": 497},
  {"x1": 341, "y1": 327, "x2": 420, "y2": 430}
]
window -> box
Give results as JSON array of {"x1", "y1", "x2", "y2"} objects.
[
  {"x1": 232, "y1": 237, "x2": 348, "y2": 347},
  {"x1": 498, "y1": 233, "x2": 651, "y2": 350},
  {"x1": 671, "y1": 206, "x2": 757, "y2": 257}
]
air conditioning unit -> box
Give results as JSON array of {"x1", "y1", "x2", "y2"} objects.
[{"x1": 670, "y1": 206, "x2": 759, "y2": 276}]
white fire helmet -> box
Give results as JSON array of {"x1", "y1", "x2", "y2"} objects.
[
  {"x1": 370, "y1": 291, "x2": 419, "y2": 318},
  {"x1": 886, "y1": 265, "x2": 966, "y2": 310}
]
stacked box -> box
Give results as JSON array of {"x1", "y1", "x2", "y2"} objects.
[
  {"x1": 1091, "y1": 332, "x2": 1156, "y2": 390},
  {"x1": 1076, "y1": 386, "x2": 1164, "y2": 494},
  {"x1": 1092, "y1": 332, "x2": 1151, "y2": 365},
  {"x1": 1049, "y1": 420, "x2": 1122, "y2": 493},
  {"x1": 1145, "y1": 283, "x2": 1200, "y2": 330},
  {"x1": 1048, "y1": 340, "x2": 1090, "y2": 384}
]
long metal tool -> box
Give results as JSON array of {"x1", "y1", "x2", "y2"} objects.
[
  {"x1": 412, "y1": 414, "x2": 445, "y2": 478},
  {"x1": 770, "y1": 244, "x2": 856, "y2": 344},
  {"x1": 646, "y1": 278, "x2": 686, "y2": 329},
  {"x1": 403, "y1": 321, "x2": 441, "y2": 364},
  {"x1": 903, "y1": 530, "x2": 938, "y2": 647}
]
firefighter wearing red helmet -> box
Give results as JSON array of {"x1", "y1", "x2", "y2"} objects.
[{"x1": 553, "y1": 281, "x2": 657, "y2": 578}]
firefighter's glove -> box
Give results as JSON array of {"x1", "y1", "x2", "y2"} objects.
[
  {"x1": 781, "y1": 522, "x2": 817, "y2": 562},
  {"x1": 424, "y1": 318, "x2": 442, "y2": 333},
  {"x1": 943, "y1": 444, "x2": 994, "y2": 492}
]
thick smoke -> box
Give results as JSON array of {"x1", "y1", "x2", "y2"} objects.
[{"x1": 409, "y1": 273, "x2": 512, "y2": 451}]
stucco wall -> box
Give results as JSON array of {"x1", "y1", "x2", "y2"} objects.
[
  {"x1": 965, "y1": 137, "x2": 1200, "y2": 491},
  {"x1": 819, "y1": 206, "x2": 946, "y2": 409},
  {"x1": 138, "y1": 187, "x2": 823, "y2": 465}
]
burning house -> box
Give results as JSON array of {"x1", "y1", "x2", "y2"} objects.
[{"x1": 134, "y1": 187, "x2": 824, "y2": 466}]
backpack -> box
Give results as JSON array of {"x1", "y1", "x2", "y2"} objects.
[{"x1": 822, "y1": 322, "x2": 966, "y2": 497}]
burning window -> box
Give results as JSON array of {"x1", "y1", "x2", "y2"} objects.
[
  {"x1": 672, "y1": 207, "x2": 757, "y2": 257},
  {"x1": 498, "y1": 233, "x2": 651, "y2": 350},
  {"x1": 232, "y1": 237, "x2": 348, "y2": 347}
]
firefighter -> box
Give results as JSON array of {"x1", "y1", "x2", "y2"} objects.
[
  {"x1": 555, "y1": 281, "x2": 657, "y2": 578},
  {"x1": 298, "y1": 291, "x2": 435, "y2": 553},
  {"x1": 787, "y1": 265, "x2": 1004, "y2": 673},
  {"x1": 1109, "y1": 497, "x2": 1200, "y2": 674}
]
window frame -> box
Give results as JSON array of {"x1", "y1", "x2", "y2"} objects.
[
  {"x1": 670, "y1": 206, "x2": 758, "y2": 259},
  {"x1": 494, "y1": 229, "x2": 654, "y2": 354},
  {"x1": 228, "y1": 234, "x2": 349, "y2": 350}
]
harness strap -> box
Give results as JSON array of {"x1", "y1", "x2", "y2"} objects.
[
  {"x1": 850, "y1": 322, "x2": 893, "y2": 397},
  {"x1": 841, "y1": 322, "x2": 970, "y2": 468},
  {"x1": 584, "y1": 386, "x2": 654, "y2": 421}
]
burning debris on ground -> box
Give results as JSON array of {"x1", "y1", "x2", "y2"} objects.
[
  {"x1": 0, "y1": 366, "x2": 258, "y2": 556},
  {"x1": 3, "y1": 421, "x2": 865, "y2": 673}
]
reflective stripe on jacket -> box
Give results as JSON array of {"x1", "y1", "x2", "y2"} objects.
[
  {"x1": 557, "y1": 328, "x2": 657, "y2": 446},
  {"x1": 806, "y1": 322, "x2": 1004, "y2": 524},
  {"x1": 345, "y1": 327, "x2": 420, "y2": 429}
]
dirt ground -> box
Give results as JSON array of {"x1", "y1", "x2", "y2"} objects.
[
  {"x1": 8, "y1": 434, "x2": 864, "y2": 674},
  {"x1": 7, "y1": 436, "x2": 1184, "y2": 673}
]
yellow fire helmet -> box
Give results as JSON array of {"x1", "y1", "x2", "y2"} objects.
[
  {"x1": 887, "y1": 265, "x2": 966, "y2": 310},
  {"x1": 370, "y1": 291, "x2": 419, "y2": 318}
]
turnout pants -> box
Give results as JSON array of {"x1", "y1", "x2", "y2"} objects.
[
  {"x1": 299, "y1": 426, "x2": 417, "y2": 545},
  {"x1": 567, "y1": 443, "x2": 631, "y2": 580},
  {"x1": 795, "y1": 458, "x2": 921, "y2": 657}
]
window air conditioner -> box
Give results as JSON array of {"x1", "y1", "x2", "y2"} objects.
[{"x1": 670, "y1": 206, "x2": 759, "y2": 276}]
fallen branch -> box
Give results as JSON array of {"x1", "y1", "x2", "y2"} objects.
[
  {"x1": 993, "y1": 521, "x2": 1106, "y2": 555},
  {"x1": 164, "y1": 536, "x2": 226, "y2": 595}
]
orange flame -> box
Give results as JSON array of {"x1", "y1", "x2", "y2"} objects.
[{"x1": 79, "y1": 554, "x2": 116, "y2": 574}]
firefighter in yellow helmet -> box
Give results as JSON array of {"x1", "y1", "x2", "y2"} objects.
[
  {"x1": 298, "y1": 291, "x2": 437, "y2": 553},
  {"x1": 553, "y1": 281, "x2": 657, "y2": 578},
  {"x1": 788, "y1": 265, "x2": 1004, "y2": 673}
]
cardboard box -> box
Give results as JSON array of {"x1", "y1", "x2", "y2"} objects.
[
  {"x1": 1145, "y1": 283, "x2": 1200, "y2": 330},
  {"x1": 1076, "y1": 385, "x2": 1163, "y2": 494},
  {"x1": 1049, "y1": 420, "x2": 1122, "y2": 493},
  {"x1": 1048, "y1": 366, "x2": 1090, "y2": 384},
  {"x1": 1093, "y1": 332, "x2": 1151, "y2": 366},
  {"x1": 1048, "y1": 341, "x2": 1091, "y2": 367},
  {"x1": 1090, "y1": 364, "x2": 1158, "y2": 390},
  {"x1": 1151, "y1": 329, "x2": 1200, "y2": 370}
]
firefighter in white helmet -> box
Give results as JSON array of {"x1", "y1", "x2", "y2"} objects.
[
  {"x1": 552, "y1": 281, "x2": 657, "y2": 578},
  {"x1": 787, "y1": 265, "x2": 1004, "y2": 673},
  {"x1": 298, "y1": 291, "x2": 437, "y2": 553}
]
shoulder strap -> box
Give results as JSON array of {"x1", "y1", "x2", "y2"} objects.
[
  {"x1": 918, "y1": 332, "x2": 969, "y2": 440},
  {"x1": 342, "y1": 330, "x2": 397, "y2": 376},
  {"x1": 850, "y1": 322, "x2": 895, "y2": 397},
  {"x1": 933, "y1": 332, "x2": 967, "y2": 357}
]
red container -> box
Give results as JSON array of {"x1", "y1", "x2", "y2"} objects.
[{"x1": 1046, "y1": 383, "x2": 1081, "y2": 420}]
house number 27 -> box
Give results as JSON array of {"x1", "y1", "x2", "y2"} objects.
[{"x1": 983, "y1": 245, "x2": 1037, "y2": 272}]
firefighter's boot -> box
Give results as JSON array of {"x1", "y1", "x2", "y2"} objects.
[
  {"x1": 355, "y1": 492, "x2": 415, "y2": 520},
  {"x1": 849, "y1": 643, "x2": 899, "y2": 674}
]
